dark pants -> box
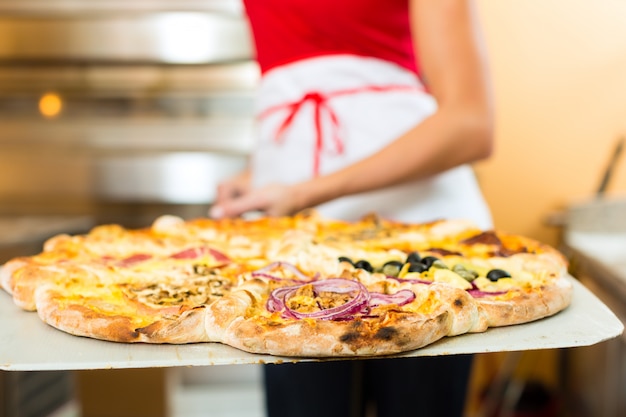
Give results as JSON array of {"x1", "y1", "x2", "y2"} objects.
[{"x1": 264, "y1": 355, "x2": 473, "y2": 417}]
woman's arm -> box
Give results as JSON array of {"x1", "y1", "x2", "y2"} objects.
[
  {"x1": 210, "y1": 0, "x2": 493, "y2": 219},
  {"x1": 294, "y1": 0, "x2": 494, "y2": 206}
]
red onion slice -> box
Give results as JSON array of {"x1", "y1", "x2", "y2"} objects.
[
  {"x1": 267, "y1": 287, "x2": 299, "y2": 319},
  {"x1": 290, "y1": 279, "x2": 370, "y2": 320},
  {"x1": 467, "y1": 282, "x2": 508, "y2": 298},
  {"x1": 267, "y1": 278, "x2": 370, "y2": 320},
  {"x1": 266, "y1": 278, "x2": 417, "y2": 321},
  {"x1": 467, "y1": 289, "x2": 508, "y2": 298},
  {"x1": 369, "y1": 289, "x2": 416, "y2": 307}
]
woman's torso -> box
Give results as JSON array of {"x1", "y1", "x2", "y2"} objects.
[
  {"x1": 243, "y1": 1, "x2": 493, "y2": 229},
  {"x1": 243, "y1": 0, "x2": 419, "y2": 76},
  {"x1": 249, "y1": 56, "x2": 492, "y2": 229}
]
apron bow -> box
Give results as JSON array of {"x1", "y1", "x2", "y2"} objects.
[{"x1": 259, "y1": 85, "x2": 423, "y2": 176}]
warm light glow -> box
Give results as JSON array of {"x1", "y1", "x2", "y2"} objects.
[
  {"x1": 39, "y1": 93, "x2": 63, "y2": 118},
  {"x1": 151, "y1": 12, "x2": 239, "y2": 63}
]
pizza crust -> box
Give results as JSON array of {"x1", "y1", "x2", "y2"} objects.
[
  {"x1": 472, "y1": 275, "x2": 573, "y2": 329},
  {"x1": 223, "y1": 311, "x2": 451, "y2": 357},
  {"x1": 135, "y1": 307, "x2": 212, "y2": 343},
  {"x1": 0, "y1": 258, "x2": 27, "y2": 295},
  {"x1": 35, "y1": 284, "x2": 144, "y2": 343}
]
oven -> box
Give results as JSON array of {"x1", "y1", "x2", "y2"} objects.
[
  {"x1": 0, "y1": 2, "x2": 263, "y2": 416},
  {"x1": 0, "y1": 0, "x2": 257, "y2": 227}
]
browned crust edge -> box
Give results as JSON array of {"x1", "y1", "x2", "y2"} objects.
[
  {"x1": 473, "y1": 275, "x2": 573, "y2": 329},
  {"x1": 223, "y1": 310, "x2": 452, "y2": 357},
  {"x1": 35, "y1": 285, "x2": 144, "y2": 343}
]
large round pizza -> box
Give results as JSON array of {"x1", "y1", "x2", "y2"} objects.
[{"x1": 0, "y1": 211, "x2": 573, "y2": 357}]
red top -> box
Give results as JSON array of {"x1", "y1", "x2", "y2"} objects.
[{"x1": 242, "y1": 0, "x2": 418, "y2": 75}]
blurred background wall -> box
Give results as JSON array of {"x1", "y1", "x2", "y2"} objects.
[
  {"x1": 475, "y1": 0, "x2": 626, "y2": 246},
  {"x1": 469, "y1": 2, "x2": 626, "y2": 415}
]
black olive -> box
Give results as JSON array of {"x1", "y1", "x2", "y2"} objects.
[
  {"x1": 406, "y1": 251, "x2": 421, "y2": 264},
  {"x1": 381, "y1": 260, "x2": 404, "y2": 277},
  {"x1": 407, "y1": 262, "x2": 427, "y2": 273},
  {"x1": 420, "y1": 256, "x2": 440, "y2": 269},
  {"x1": 486, "y1": 269, "x2": 512, "y2": 281},
  {"x1": 354, "y1": 260, "x2": 374, "y2": 273},
  {"x1": 338, "y1": 256, "x2": 354, "y2": 265}
]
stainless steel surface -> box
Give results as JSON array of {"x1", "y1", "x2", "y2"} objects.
[
  {"x1": 0, "y1": 3, "x2": 258, "y2": 216},
  {"x1": 0, "y1": 3, "x2": 257, "y2": 413},
  {"x1": 0, "y1": 0, "x2": 243, "y2": 15},
  {"x1": 0, "y1": 61, "x2": 259, "y2": 95},
  {"x1": 0, "y1": 0, "x2": 250, "y2": 66},
  {"x1": 564, "y1": 246, "x2": 626, "y2": 417},
  {"x1": 94, "y1": 152, "x2": 247, "y2": 203},
  {"x1": 0, "y1": 12, "x2": 252, "y2": 64},
  {"x1": 563, "y1": 197, "x2": 626, "y2": 417},
  {"x1": 0, "y1": 63, "x2": 257, "y2": 206},
  {"x1": 566, "y1": 196, "x2": 626, "y2": 233}
]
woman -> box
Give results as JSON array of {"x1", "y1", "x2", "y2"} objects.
[{"x1": 211, "y1": 0, "x2": 493, "y2": 416}]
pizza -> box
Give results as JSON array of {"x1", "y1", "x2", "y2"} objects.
[{"x1": 0, "y1": 211, "x2": 573, "y2": 357}]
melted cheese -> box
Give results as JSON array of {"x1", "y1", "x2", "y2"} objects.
[{"x1": 432, "y1": 269, "x2": 472, "y2": 290}]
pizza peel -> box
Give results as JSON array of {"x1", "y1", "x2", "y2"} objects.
[{"x1": 0, "y1": 274, "x2": 621, "y2": 371}]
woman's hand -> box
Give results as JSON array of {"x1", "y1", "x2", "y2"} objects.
[
  {"x1": 210, "y1": 181, "x2": 304, "y2": 219},
  {"x1": 214, "y1": 169, "x2": 252, "y2": 206}
]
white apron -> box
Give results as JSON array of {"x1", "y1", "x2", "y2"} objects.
[{"x1": 250, "y1": 55, "x2": 493, "y2": 229}]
